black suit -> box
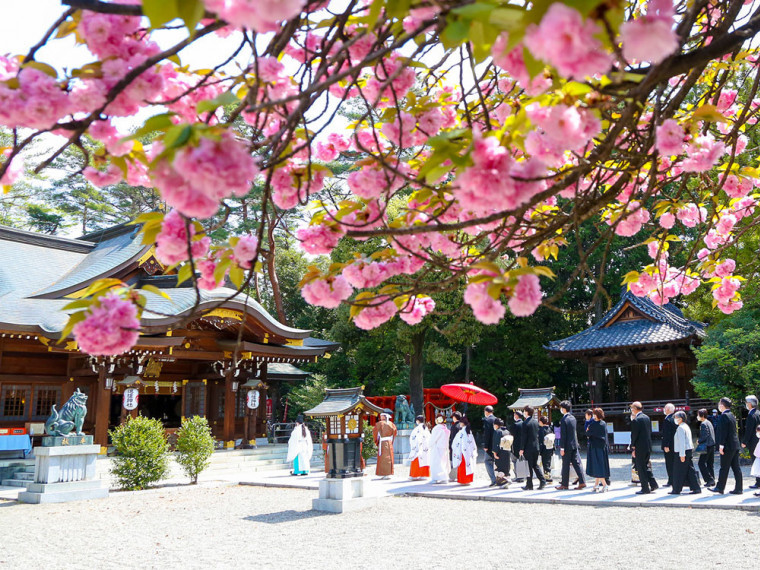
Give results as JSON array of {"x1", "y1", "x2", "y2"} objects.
[
  {"x1": 520, "y1": 416, "x2": 545, "y2": 489},
  {"x1": 631, "y1": 412, "x2": 658, "y2": 492},
  {"x1": 697, "y1": 420, "x2": 716, "y2": 487},
  {"x1": 661, "y1": 413, "x2": 677, "y2": 486},
  {"x1": 715, "y1": 410, "x2": 743, "y2": 493},
  {"x1": 538, "y1": 425, "x2": 553, "y2": 475},
  {"x1": 509, "y1": 419, "x2": 524, "y2": 478},
  {"x1": 559, "y1": 413, "x2": 585, "y2": 486},
  {"x1": 483, "y1": 414, "x2": 497, "y2": 484},
  {"x1": 743, "y1": 408, "x2": 760, "y2": 486}
]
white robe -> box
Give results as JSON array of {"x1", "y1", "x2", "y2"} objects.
[
  {"x1": 286, "y1": 424, "x2": 313, "y2": 471},
  {"x1": 452, "y1": 428, "x2": 477, "y2": 476},
  {"x1": 429, "y1": 424, "x2": 450, "y2": 482},
  {"x1": 408, "y1": 424, "x2": 430, "y2": 467}
]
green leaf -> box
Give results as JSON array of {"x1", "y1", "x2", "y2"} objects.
[
  {"x1": 143, "y1": 0, "x2": 179, "y2": 29},
  {"x1": 489, "y1": 6, "x2": 524, "y2": 31},
  {"x1": 59, "y1": 311, "x2": 87, "y2": 342},
  {"x1": 452, "y1": 2, "x2": 494, "y2": 21},
  {"x1": 177, "y1": 264, "x2": 193, "y2": 286},
  {"x1": 522, "y1": 47, "x2": 545, "y2": 79},
  {"x1": 441, "y1": 19, "x2": 469, "y2": 49},
  {"x1": 62, "y1": 298, "x2": 94, "y2": 312},
  {"x1": 140, "y1": 284, "x2": 172, "y2": 300},
  {"x1": 229, "y1": 266, "x2": 245, "y2": 289},
  {"x1": 176, "y1": 0, "x2": 205, "y2": 33},
  {"x1": 163, "y1": 124, "x2": 193, "y2": 150},
  {"x1": 386, "y1": 0, "x2": 411, "y2": 19},
  {"x1": 196, "y1": 91, "x2": 240, "y2": 114}
]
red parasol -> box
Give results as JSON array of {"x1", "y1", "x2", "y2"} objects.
[{"x1": 440, "y1": 383, "x2": 497, "y2": 406}]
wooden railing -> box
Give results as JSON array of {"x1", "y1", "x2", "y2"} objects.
[{"x1": 573, "y1": 398, "x2": 714, "y2": 416}]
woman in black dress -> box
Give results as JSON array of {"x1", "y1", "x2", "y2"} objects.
[{"x1": 586, "y1": 408, "x2": 611, "y2": 492}]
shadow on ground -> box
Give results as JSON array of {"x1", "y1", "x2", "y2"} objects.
[{"x1": 243, "y1": 509, "x2": 334, "y2": 524}]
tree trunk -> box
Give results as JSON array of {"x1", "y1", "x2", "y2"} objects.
[
  {"x1": 266, "y1": 219, "x2": 288, "y2": 325},
  {"x1": 409, "y1": 328, "x2": 426, "y2": 419}
]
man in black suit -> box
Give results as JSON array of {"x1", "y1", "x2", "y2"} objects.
[
  {"x1": 509, "y1": 410, "x2": 524, "y2": 482},
  {"x1": 519, "y1": 405, "x2": 546, "y2": 490},
  {"x1": 483, "y1": 405, "x2": 497, "y2": 486},
  {"x1": 661, "y1": 403, "x2": 677, "y2": 487},
  {"x1": 711, "y1": 397, "x2": 743, "y2": 495},
  {"x1": 630, "y1": 401, "x2": 659, "y2": 494},
  {"x1": 742, "y1": 395, "x2": 760, "y2": 489},
  {"x1": 555, "y1": 400, "x2": 586, "y2": 490}
]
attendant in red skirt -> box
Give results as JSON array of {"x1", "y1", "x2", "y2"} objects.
[
  {"x1": 452, "y1": 417, "x2": 477, "y2": 485},
  {"x1": 408, "y1": 415, "x2": 430, "y2": 479}
]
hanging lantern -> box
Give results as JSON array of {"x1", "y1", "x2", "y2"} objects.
[
  {"x1": 659, "y1": 362, "x2": 663, "y2": 371},
  {"x1": 172, "y1": 382, "x2": 178, "y2": 394},
  {"x1": 154, "y1": 380, "x2": 159, "y2": 393}
]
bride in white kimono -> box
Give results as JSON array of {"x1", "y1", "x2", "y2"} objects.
[
  {"x1": 451, "y1": 417, "x2": 477, "y2": 485},
  {"x1": 407, "y1": 415, "x2": 430, "y2": 480},
  {"x1": 428, "y1": 415, "x2": 451, "y2": 484},
  {"x1": 287, "y1": 416, "x2": 313, "y2": 475}
]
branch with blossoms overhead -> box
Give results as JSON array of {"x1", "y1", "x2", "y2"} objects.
[{"x1": 2, "y1": 0, "x2": 760, "y2": 357}]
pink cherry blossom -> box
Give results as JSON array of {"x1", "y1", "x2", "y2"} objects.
[
  {"x1": 456, "y1": 133, "x2": 517, "y2": 215},
  {"x1": 353, "y1": 296, "x2": 398, "y2": 330},
  {"x1": 399, "y1": 296, "x2": 436, "y2": 326},
  {"x1": 609, "y1": 201, "x2": 651, "y2": 236},
  {"x1": 723, "y1": 174, "x2": 753, "y2": 198},
  {"x1": 83, "y1": 164, "x2": 124, "y2": 188},
  {"x1": 658, "y1": 212, "x2": 676, "y2": 229},
  {"x1": 676, "y1": 203, "x2": 708, "y2": 227},
  {"x1": 655, "y1": 119, "x2": 685, "y2": 155},
  {"x1": 155, "y1": 209, "x2": 210, "y2": 266},
  {"x1": 301, "y1": 275, "x2": 353, "y2": 309},
  {"x1": 620, "y1": 17, "x2": 678, "y2": 64},
  {"x1": 492, "y1": 34, "x2": 551, "y2": 96},
  {"x1": 508, "y1": 274, "x2": 543, "y2": 317},
  {"x1": 296, "y1": 223, "x2": 344, "y2": 255},
  {"x1": 343, "y1": 260, "x2": 393, "y2": 289},
  {"x1": 0, "y1": 68, "x2": 71, "y2": 130},
  {"x1": 716, "y1": 213, "x2": 737, "y2": 235},
  {"x1": 314, "y1": 133, "x2": 350, "y2": 161},
  {"x1": 718, "y1": 299, "x2": 743, "y2": 314},
  {"x1": 0, "y1": 150, "x2": 23, "y2": 186},
  {"x1": 681, "y1": 134, "x2": 726, "y2": 172},
  {"x1": 347, "y1": 165, "x2": 400, "y2": 200},
  {"x1": 151, "y1": 132, "x2": 259, "y2": 218},
  {"x1": 202, "y1": 0, "x2": 306, "y2": 32},
  {"x1": 714, "y1": 258, "x2": 736, "y2": 278},
  {"x1": 72, "y1": 292, "x2": 140, "y2": 356},
  {"x1": 713, "y1": 276, "x2": 741, "y2": 304},
  {"x1": 197, "y1": 259, "x2": 222, "y2": 290},
  {"x1": 233, "y1": 234, "x2": 259, "y2": 269},
  {"x1": 523, "y1": 3, "x2": 613, "y2": 80},
  {"x1": 464, "y1": 281, "x2": 506, "y2": 325}
]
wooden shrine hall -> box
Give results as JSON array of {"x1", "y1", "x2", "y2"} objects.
[
  {"x1": 0, "y1": 223, "x2": 337, "y2": 447},
  {"x1": 545, "y1": 289, "x2": 710, "y2": 419}
]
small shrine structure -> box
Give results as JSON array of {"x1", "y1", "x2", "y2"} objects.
[
  {"x1": 508, "y1": 387, "x2": 561, "y2": 417},
  {"x1": 545, "y1": 289, "x2": 710, "y2": 420}
]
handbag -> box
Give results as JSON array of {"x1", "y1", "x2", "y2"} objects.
[
  {"x1": 695, "y1": 443, "x2": 707, "y2": 453},
  {"x1": 551, "y1": 453, "x2": 562, "y2": 479},
  {"x1": 500, "y1": 433, "x2": 514, "y2": 451},
  {"x1": 514, "y1": 457, "x2": 530, "y2": 479}
]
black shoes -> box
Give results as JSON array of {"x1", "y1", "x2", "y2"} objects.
[
  {"x1": 635, "y1": 490, "x2": 651, "y2": 495},
  {"x1": 730, "y1": 490, "x2": 743, "y2": 495},
  {"x1": 689, "y1": 490, "x2": 702, "y2": 495},
  {"x1": 709, "y1": 487, "x2": 724, "y2": 494},
  {"x1": 538, "y1": 482, "x2": 546, "y2": 490},
  {"x1": 748, "y1": 483, "x2": 760, "y2": 489}
]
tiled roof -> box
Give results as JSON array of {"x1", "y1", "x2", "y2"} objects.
[
  {"x1": 508, "y1": 387, "x2": 560, "y2": 410},
  {"x1": 546, "y1": 289, "x2": 705, "y2": 355},
  {"x1": 304, "y1": 388, "x2": 385, "y2": 417}
]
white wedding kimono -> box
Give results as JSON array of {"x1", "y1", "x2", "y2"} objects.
[
  {"x1": 408, "y1": 423, "x2": 431, "y2": 467},
  {"x1": 452, "y1": 427, "x2": 477, "y2": 476},
  {"x1": 286, "y1": 424, "x2": 313, "y2": 475},
  {"x1": 429, "y1": 423, "x2": 451, "y2": 482}
]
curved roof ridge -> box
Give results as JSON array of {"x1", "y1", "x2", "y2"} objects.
[{"x1": 0, "y1": 224, "x2": 95, "y2": 253}]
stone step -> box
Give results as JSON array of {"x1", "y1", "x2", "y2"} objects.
[
  {"x1": 14, "y1": 472, "x2": 34, "y2": 481},
  {"x1": 1, "y1": 479, "x2": 29, "y2": 488}
]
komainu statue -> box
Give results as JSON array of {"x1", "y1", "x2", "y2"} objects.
[
  {"x1": 394, "y1": 395, "x2": 415, "y2": 425},
  {"x1": 45, "y1": 388, "x2": 87, "y2": 436}
]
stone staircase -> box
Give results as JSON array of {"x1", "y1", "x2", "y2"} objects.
[
  {"x1": 1, "y1": 462, "x2": 35, "y2": 488},
  {"x1": 201, "y1": 444, "x2": 324, "y2": 474}
]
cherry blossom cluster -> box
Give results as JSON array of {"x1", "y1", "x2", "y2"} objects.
[{"x1": 72, "y1": 292, "x2": 141, "y2": 356}]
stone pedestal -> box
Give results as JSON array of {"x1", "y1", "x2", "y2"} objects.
[
  {"x1": 312, "y1": 477, "x2": 377, "y2": 513},
  {"x1": 394, "y1": 429, "x2": 412, "y2": 464},
  {"x1": 18, "y1": 444, "x2": 108, "y2": 504}
]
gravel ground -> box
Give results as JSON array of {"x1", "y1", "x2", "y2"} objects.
[{"x1": 0, "y1": 454, "x2": 757, "y2": 570}]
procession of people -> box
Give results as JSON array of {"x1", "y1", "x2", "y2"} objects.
[{"x1": 289, "y1": 394, "x2": 758, "y2": 500}]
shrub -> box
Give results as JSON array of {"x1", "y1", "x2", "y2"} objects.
[
  {"x1": 175, "y1": 415, "x2": 215, "y2": 484},
  {"x1": 110, "y1": 416, "x2": 170, "y2": 491},
  {"x1": 362, "y1": 423, "x2": 377, "y2": 461}
]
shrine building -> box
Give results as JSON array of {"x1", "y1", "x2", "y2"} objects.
[
  {"x1": 0, "y1": 223, "x2": 337, "y2": 447},
  {"x1": 545, "y1": 289, "x2": 711, "y2": 421}
]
